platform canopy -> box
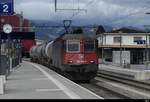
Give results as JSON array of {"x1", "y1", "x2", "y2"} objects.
[{"x1": 0, "y1": 32, "x2": 35, "y2": 40}]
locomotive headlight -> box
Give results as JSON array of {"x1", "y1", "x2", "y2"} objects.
[
  {"x1": 68, "y1": 60, "x2": 73, "y2": 64},
  {"x1": 90, "y1": 60, "x2": 95, "y2": 64}
]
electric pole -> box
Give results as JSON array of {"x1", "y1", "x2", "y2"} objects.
[{"x1": 119, "y1": 31, "x2": 122, "y2": 67}]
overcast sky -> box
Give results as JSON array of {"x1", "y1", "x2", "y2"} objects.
[{"x1": 14, "y1": 0, "x2": 150, "y2": 28}]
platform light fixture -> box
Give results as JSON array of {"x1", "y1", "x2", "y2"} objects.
[
  {"x1": 119, "y1": 31, "x2": 123, "y2": 67},
  {"x1": 144, "y1": 12, "x2": 150, "y2": 70},
  {"x1": 144, "y1": 25, "x2": 150, "y2": 70}
]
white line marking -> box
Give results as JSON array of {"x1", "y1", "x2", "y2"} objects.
[
  {"x1": 32, "y1": 61, "x2": 103, "y2": 99},
  {"x1": 27, "y1": 62, "x2": 81, "y2": 99},
  {"x1": 36, "y1": 89, "x2": 62, "y2": 92},
  {"x1": 52, "y1": 67, "x2": 104, "y2": 99},
  {"x1": 32, "y1": 78, "x2": 48, "y2": 81}
]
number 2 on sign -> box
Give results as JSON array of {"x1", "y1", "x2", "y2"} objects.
[{"x1": 3, "y1": 4, "x2": 9, "y2": 12}]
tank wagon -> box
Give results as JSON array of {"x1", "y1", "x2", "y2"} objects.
[
  {"x1": 22, "y1": 40, "x2": 36, "y2": 57},
  {"x1": 30, "y1": 34, "x2": 98, "y2": 81}
]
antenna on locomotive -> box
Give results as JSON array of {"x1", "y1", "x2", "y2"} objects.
[{"x1": 63, "y1": 20, "x2": 72, "y2": 34}]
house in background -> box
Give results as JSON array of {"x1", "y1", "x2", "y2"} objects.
[{"x1": 96, "y1": 27, "x2": 150, "y2": 65}]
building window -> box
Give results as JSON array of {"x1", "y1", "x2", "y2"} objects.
[
  {"x1": 134, "y1": 37, "x2": 142, "y2": 42},
  {"x1": 114, "y1": 37, "x2": 121, "y2": 43}
]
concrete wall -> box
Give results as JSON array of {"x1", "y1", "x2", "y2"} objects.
[
  {"x1": 98, "y1": 34, "x2": 150, "y2": 46},
  {"x1": 113, "y1": 51, "x2": 130, "y2": 64}
]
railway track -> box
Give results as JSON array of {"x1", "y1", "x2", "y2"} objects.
[
  {"x1": 96, "y1": 71, "x2": 150, "y2": 99},
  {"x1": 79, "y1": 80, "x2": 128, "y2": 99}
]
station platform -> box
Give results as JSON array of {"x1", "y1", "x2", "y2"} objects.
[
  {"x1": 99, "y1": 64, "x2": 150, "y2": 80},
  {"x1": 0, "y1": 61, "x2": 103, "y2": 99}
]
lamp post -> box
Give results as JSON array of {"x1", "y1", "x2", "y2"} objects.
[
  {"x1": 3, "y1": 24, "x2": 13, "y2": 73},
  {"x1": 144, "y1": 25, "x2": 150, "y2": 70},
  {"x1": 101, "y1": 33, "x2": 104, "y2": 64},
  {"x1": 0, "y1": 15, "x2": 2, "y2": 74},
  {"x1": 119, "y1": 31, "x2": 123, "y2": 67},
  {"x1": 0, "y1": 16, "x2": 6, "y2": 75},
  {"x1": 146, "y1": 32, "x2": 148, "y2": 70},
  {"x1": 145, "y1": 12, "x2": 150, "y2": 70}
]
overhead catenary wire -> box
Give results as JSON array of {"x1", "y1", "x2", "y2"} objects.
[
  {"x1": 70, "y1": 0, "x2": 150, "y2": 26},
  {"x1": 103, "y1": 0, "x2": 150, "y2": 25},
  {"x1": 30, "y1": 0, "x2": 150, "y2": 31},
  {"x1": 13, "y1": 26, "x2": 97, "y2": 29},
  {"x1": 70, "y1": 0, "x2": 97, "y2": 19},
  {"x1": 108, "y1": 7, "x2": 150, "y2": 25},
  {"x1": 54, "y1": 0, "x2": 86, "y2": 12}
]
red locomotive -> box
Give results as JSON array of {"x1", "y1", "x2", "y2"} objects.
[{"x1": 30, "y1": 34, "x2": 98, "y2": 81}]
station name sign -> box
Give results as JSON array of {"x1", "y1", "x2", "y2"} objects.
[
  {"x1": 0, "y1": 0, "x2": 14, "y2": 15},
  {"x1": 134, "y1": 40, "x2": 146, "y2": 44}
]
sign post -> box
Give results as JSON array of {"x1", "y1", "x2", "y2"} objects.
[{"x1": 3, "y1": 24, "x2": 13, "y2": 73}]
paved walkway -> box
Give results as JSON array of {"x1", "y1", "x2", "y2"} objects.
[{"x1": 0, "y1": 61, "x2": 103, "y2": 99}]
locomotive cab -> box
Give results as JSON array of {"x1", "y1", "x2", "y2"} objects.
[
  {"x1": 63, "y1": 39, "x2": 98, "y2": 65},
  {"x1": 61, "y1": 35, "x2": 98, "y2": 81}
]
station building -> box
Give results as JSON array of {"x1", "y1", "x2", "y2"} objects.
[{"x1": 96, "y1": 27, "x2": 150, "y2": 65}]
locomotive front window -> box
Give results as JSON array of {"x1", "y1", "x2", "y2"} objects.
[
  {"x1": 67, "y1": 41, "x2": 80, "y2": 52},
  {"x1": 84, "y1": 41, "x2": 95, "y2": 52}
]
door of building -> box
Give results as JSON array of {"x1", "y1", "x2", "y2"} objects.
[{"x1": 131, "y1": 49, "x2": 144, "y2": 64}]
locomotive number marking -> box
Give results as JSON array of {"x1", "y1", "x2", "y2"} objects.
[{"x1": 77, "y1": 60, "x2": 87, "y2": 63}]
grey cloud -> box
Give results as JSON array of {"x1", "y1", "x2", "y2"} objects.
[{"x1": 13, "y1": 0, "x2": 150, "y2": 28}]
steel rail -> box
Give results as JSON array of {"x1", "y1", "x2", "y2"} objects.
[
  {"x1": 79, "y1": 82, "x2": 128, "y2": 99},
  {"x1": 97, "y1": 71, "x2": 150, "y2": 92}
]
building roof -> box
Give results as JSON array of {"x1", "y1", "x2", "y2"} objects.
[
  {"x1": 108, "y1": 28, "x2": 145, "y2": 33},
  {"x1": 96, "y1": 25, "x2": 105, "y2": 34},
  {"x1": 61, "y1": 34, "x2": 96, "y2": 40}
]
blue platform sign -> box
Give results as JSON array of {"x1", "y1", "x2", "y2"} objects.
[
  {"x1": 134, "y1": 40, "x2": 146, "y2": 45},
  {"x1": 0, "y1": 0, "x2": 14, "y2": 15}
]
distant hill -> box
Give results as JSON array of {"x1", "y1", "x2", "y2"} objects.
[
  {"x1": 80, "y1": 24, "x2": 113, "y2": 32},
  {"x1": 31, "y1": 20, "x2": 64, "y2": 40},
  {"x1": 121, "y1": 26, "x2": 145, "y2": 32},
  {"x1": 31, "y1": 20, "x2": 63, "y2": 26},
  {"x1": 31, "y1": 20, "x2": 148, "y2": 40}
]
